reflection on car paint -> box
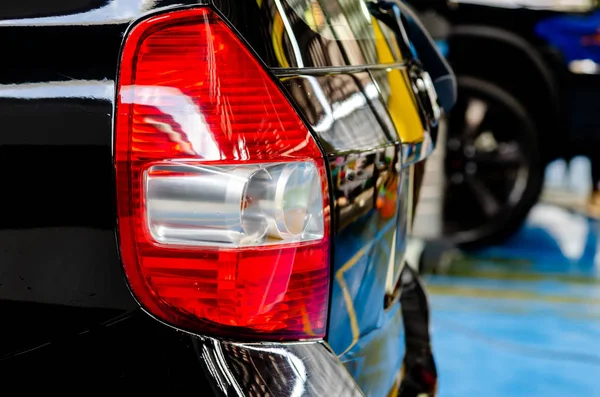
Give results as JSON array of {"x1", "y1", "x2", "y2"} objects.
[
  {"x1": 370, "y1": 18, "x2": 427, "y2": 144},
  {"x1": 236, "y1": 0, "x2": 408, "y2": 69},
  {"x1": 331, "y1": 148, "x2": 399, "y2": 231},
  {"x1": 0, "y1": 80, "x2": 113, "y2": 100},
  {"x1": 276, "y1": 56, "x2": 436, "y2": 396},
  {"x1": 195, "y1": 337, "x2": 363, "y2": 397},
  {"x1": 280, "y1": 64, "x2": 434, "y2": 395},
  {"x1": 0, "y1": 0, "x2": 183, "y2": 26},
  {"x1": 282, "y1": 72, "x2": 394, "y2": 151},
  {"x1": 329, "y1": 149, "x2": 407, "y2": 346}
]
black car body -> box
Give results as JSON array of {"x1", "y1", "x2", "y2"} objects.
[{"x1": 0, "y1": 1, "x2": 453, "y2": 395}]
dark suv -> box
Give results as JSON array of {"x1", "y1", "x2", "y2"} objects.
[
  {"x1": 410, "y1": 0, "x2": 600, "y2": 247},
  {"x1": 0, "y1": 0, "x2": 454, "y2": 395}
]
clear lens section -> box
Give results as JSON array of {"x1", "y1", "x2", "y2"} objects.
[{"x1": 145, "y1": 161, "x2": 324, "y2": 247}]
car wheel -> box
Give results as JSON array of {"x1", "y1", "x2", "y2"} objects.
[{"x1": 443, "y1": 76, "x2": 544, "y2": 249}]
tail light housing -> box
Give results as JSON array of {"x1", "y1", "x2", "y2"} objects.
[{"x1": 115, "y1": 7, "x2": 330, "y2": 340}]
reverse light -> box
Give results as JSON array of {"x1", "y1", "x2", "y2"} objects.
[
  {"x1": 145, "y1": 161, "x2": 324, "y2": 246},
  {"x1": 115, "y1": 8, "x2": 330, "y2": 339}
]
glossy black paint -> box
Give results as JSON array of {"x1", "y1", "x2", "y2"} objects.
[
  {"x1": 0, "y1": 0, "x2": 203, "y2": 361},
  {"x1": 279, "y1": 64, "x2": 433, "y2": 394},
  {"x1": 0, "y1": 1, "x2": 434, "y2": 394},
  {"x1": 2, "y1": 309, "x2": 213, "y2": 390},
  {"x1": 214, "y1": 0, "x2": 405, "y2": 69}
]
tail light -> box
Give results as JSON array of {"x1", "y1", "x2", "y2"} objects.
[{"x1": 115, "y1": 7, "x2": 330, "y2": 340}]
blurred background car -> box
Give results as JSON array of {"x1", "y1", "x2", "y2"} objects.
[
  {"x1": 403, "y1": 4, "x2": 600, "y2": 396},
  {"x1": 406, "y1": 0, "x2": 600, "y2": 248}
]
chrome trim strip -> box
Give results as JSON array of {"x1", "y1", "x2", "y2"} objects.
[{"x1": 271, "y1": 62, "x2": 408, "y2": 76}]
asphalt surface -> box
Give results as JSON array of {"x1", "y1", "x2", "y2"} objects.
[
  {"x1": 410, "y1": 136, "x2": 600, "y2": 397},
  {"x1": 425, "y1": 202, "x2": 600, "y2": 397}
]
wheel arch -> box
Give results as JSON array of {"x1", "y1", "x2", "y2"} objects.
[{"x1": 447, "y1": 25, "x2": 563, "y2": 162}]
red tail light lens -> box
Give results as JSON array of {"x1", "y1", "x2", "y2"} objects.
[{"x1": 115, "y1": 8, "x2": 330, "y2": 339}]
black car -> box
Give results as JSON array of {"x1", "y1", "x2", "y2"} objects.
[
  {"x1": 410, "y1": 0, "x2": 600, "y2": 248},
  {"x1": 0, "y1": 0, "x2": 454, "y2": 395}
]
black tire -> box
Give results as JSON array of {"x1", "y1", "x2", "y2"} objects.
[{"x1": 443, "y1": 76, "x2": 544, "y2": 249}]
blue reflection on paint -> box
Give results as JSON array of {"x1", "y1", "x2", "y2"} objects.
[{"x1": 435, "y1": 40, "x2": 449, "y2": 58}]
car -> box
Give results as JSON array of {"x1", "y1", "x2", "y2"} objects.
[
  {"x1": 0, "y1": 0, "x2": 454, "y2": 395},
  {"x1": 408, "y1": 0, "x2": 600, "y2": 248}
]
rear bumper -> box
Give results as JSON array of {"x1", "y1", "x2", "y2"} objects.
[
  {"x1": 197, "y1": 338, "x2": 363, "y2": 396},
  {"x1": 3, "y1": 267, "x2": 433, "y2": 397},
  {"x1": 2, "y1": 308, "x2": 362, "y2": 395},
  {"x1": 197, "y1": 265, "x2": 437, "y2": 397}
]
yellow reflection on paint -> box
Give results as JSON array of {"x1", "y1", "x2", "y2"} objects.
[
  {"x1": 272, "y1": 14, "x2": 290, "y2": 68},
  {"x1": 372, "y1": 18, "x2": 425, "y2": 144}
]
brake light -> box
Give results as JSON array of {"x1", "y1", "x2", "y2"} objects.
[{"x1": 115, "y1": 8, "x2": 330, "y2": 340}]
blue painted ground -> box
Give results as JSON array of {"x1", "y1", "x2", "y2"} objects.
[{"x1": 426, "y1": 203, "x2": 600, "y2": 397}]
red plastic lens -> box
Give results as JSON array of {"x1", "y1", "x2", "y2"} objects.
[{"x1": 115, "y1": 8, "x2": 330, "y2": 339}]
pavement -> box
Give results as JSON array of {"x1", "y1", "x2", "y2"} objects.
[{"x1": 421, "y1": 195, "x2": 600, "y2": 397}]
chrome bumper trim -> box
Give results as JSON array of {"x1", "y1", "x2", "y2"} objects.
[{"x1": 194, "y1": 338, "x2": 364, "y2": 396}]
